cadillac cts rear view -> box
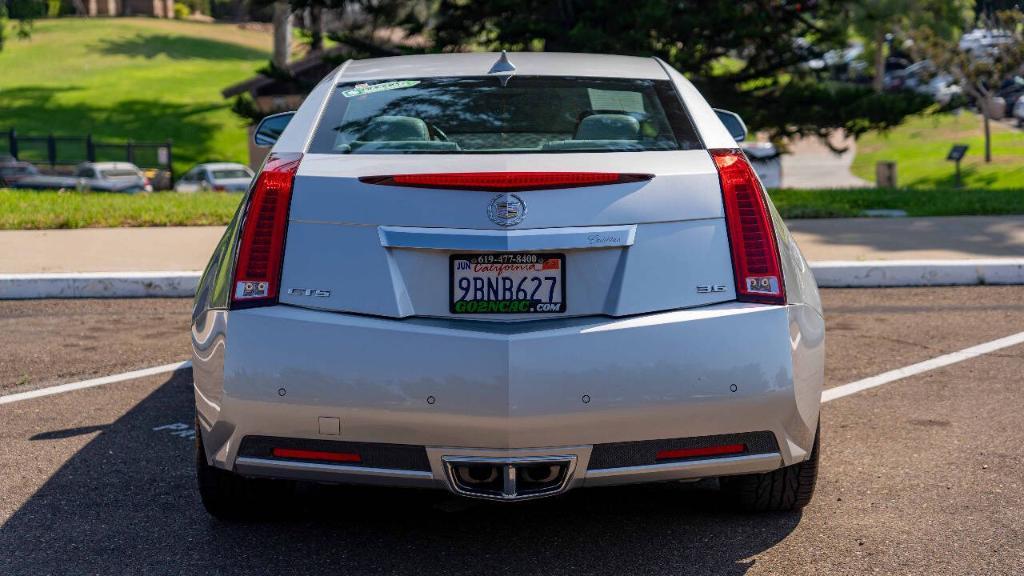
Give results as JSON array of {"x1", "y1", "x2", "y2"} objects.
[{"x1": 191, "y1": 52, "x2": 824, "y2": 519}]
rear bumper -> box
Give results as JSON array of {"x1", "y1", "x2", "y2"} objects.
[{"x1": 193, "y1": 301, "x2": 824, "y2": 494}]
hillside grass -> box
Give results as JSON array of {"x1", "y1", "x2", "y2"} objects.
[
  {"x1": 851, "y1": 111, "x2": 1024, "y2": 189},
  {"x1": 0, "y1": 18, "x2": 271, "y2": 178},
  {"x1": 0, "y1": 189, "x2": 243, "y2": 229}
]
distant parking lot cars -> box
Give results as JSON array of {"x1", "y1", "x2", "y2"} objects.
[
  {"x1": 12, "y1": 161, "x2": 152, "y2": 193},
  {"x1": 741, "y1": 143, "x2": 782, "y2": 188},
  {"x1": 174, "y1": 162, "x2": 254, "y2": 193},
  {"x1": 0, "y1": 159, "x2": 40, "y2": 187},
  {"x1": 74, "y1": 162, "x2": 152, "y2": 192},
  {"x1": 192, "y1": 52, "x2": 824, "y2": 520}
]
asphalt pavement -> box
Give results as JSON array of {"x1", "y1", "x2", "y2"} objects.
[{"x1": 1, "y1": 286, "x2": 1022, "y2": 575}]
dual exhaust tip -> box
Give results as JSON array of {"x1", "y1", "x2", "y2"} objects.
[{"x1": 443, "y1": 456, "x2": 577, "y2": 501}]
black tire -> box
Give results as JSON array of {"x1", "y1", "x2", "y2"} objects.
[
  {"x1": 720, "y1": 423, "x2": 819, "y2": 513},
  {"x1": 195, "y1": 420, "x2": 291, "y2": 520}
]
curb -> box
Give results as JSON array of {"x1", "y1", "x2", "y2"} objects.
[
  {"x1": 0, "y1": 271, "x2": 201, "y2": 299},
  {"x1": 810, "y1": 259, "x2": 1024, "y2": 288},
  {"x1": 1, "y1": 260, "x2": 1023, "y2": 299}
]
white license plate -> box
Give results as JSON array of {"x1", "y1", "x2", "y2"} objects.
[{"x1": 449, "y1": 253, "x2": 566, "y2": 314}]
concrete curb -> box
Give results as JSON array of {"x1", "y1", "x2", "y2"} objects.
[
  {"x1": 1, "y1": 260, "x2": 1023, "y2": 299},
  {"x1": 810, "y1": 259, "x2": 1024, "y2": 288},
  {"x1": 0, "y1": 271, "x2": 201, "y2": 299}
]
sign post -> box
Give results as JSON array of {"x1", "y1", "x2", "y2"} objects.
[{"x1": 947, "y1": 144, "x2": 968, "y2": 188}]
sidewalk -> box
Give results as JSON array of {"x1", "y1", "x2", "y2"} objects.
[
  {"x1": 780, "y1": 134, "x2": 871, "y2": 189},
  {"x1": 1, "y1": 216, "x2": 1022, "y2": 274}
]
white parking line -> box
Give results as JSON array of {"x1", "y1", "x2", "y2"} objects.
[
  {"x1": 2, "y1": 330, "x2": 1022, "y2": 407},
  {"x1": 0, "y1": 361, "x2": 192, "y2": 406},
  {"x1": 822, "y1": 331, "x2": 1024, "y2": 403}
]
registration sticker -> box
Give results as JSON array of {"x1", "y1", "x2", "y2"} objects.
[
  {"x1": 342, "y1": 80, "x2": 420, "y2": 98},
  {"x1": 450, "y1": 253, "x2": 566, "y2": 314}
]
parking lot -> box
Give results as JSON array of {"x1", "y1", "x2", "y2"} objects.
[{"x1": 1, "y1": 286, "x2": 1022, "y2": 575}]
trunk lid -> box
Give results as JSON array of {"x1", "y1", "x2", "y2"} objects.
[{"x1": 278, "y1": 150, "x2": 736, "y2": 319}]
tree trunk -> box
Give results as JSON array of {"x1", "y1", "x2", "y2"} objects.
[
  {"x1": 272, "y1": 1, "x2": 292, "y2": 69},
  {"x1": 873, "y1": 27, "x2": 886, "y2": 93},
  {"x1": 309, "y1": 5, "x2": 324, "y2": 52},
  {"x1": 982, "y1": 101, "x2": 992, "y2": 163}
]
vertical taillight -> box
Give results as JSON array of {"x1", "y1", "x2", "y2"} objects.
[
  {"x1": 710, "y1": 149, "x2": 786, "y2": 305},
  {"x1": 231, "y1": 152, "x2": 302, "y2": 308}
]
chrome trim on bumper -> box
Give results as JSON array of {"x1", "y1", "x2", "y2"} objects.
[
  {"x1": 234, "y1": 456, "x2": 436, "y2": 488},
  {"x1": 378, "y1": 224, "x2": 637, "y2": 251},
  {"x1": 584, "y1": 453, "x2": 783, "y2": 487}
]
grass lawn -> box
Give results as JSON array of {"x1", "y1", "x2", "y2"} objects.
[
  {"x1": 851, "y1": 112, "x2": 1024, "y2": 189},
  {"x1": 2, "y1": 185, "x2": 1021, "y2": 230},
  {"x1": 0, "y1": 189, "x2": 243, "y2": 229},
  {"x1": 769, "y1": 187, "x2": 1024, "y2": 219},
  {"x1": 0, "y1": 18, "x2": 271, "y2": 178}
]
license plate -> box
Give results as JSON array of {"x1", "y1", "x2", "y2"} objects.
[{"x1": 450, "y1": 253, "x2": 566, "y2": 314}]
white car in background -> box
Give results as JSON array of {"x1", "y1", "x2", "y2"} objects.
[
  {"x1": 1014, "y1": 97, "x2": 1024, "y2": 127},
  {"x1": 175, "y1": 162, "x2": 254, "y2": 192}
]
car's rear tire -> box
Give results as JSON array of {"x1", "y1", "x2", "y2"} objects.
[
  {"x1": 720, "y1": 422, "x2": 819, "y2": 513},
  {"x1": 195, "y1": 420, "x2": 291, "y2": 520}
]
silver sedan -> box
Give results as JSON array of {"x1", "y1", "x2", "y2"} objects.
[{"x1": 191, "y1": 52, "x2": 824, "y2": 519}]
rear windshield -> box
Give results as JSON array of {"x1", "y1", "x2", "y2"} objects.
[
  {"x1": 309, "y1": 76, "x2": 701, "y2": 154},
  {"x1": 212, "y1": 169, "x2": 252, "y2": 179},
  {"x1": 100, "y1": 170, "x2": 141, "y2": 179}
]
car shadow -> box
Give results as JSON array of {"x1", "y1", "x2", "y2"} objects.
[{"x1": 0, "y1": 373, "x2": 801, "y2": 575}]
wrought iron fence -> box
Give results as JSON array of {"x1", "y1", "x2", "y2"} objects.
[{"x1": 1, "y1": 129, "x2": 174, "y2": 187}]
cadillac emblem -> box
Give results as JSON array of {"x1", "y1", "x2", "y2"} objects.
[{"x1": 487, "y1": 193, "x2": 526, "y2": 227}]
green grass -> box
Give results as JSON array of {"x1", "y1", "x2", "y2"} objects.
[
  {"x1": 3, "y1": 186, "x2": 1021, "y2": 230},
  {"x1": 769, "y1": 187, "x2": 1024, "y2": 219},
  {"x1": 0, "y1": 18, "x2": 271, "y2": 178},
  {"x1": 851, "y1": 112, "x2": 1024, "y2": 189},
  {"x1": 0, "y1": 189, "x2": 243, "y2": 229}
]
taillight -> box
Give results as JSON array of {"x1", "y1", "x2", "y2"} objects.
[
  {"x1": 359, "y1": 172, "x2": 652, "y2": 191},
  {"x1": 710, "y1": 149, "x2": 786, "y2": 305},
  {"x1": 230, "y1": 152, "x2": 302, "y2": 308}
]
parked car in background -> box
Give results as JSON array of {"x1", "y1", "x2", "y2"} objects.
[
  {"x1": 10, "y1": 161, "x2": 152, "y2": 192},
  {"x1": 0, "y1": 159, "x2": 40, "y2": 187},
  {"x1": 741, "y1": 143, "x2": 782, "y2": 188},
  {"x1": 1013, "y1": 96, "x2": 1024, "y2": 127},
  {"x1": 73, "y1": 162, "x2": 152, "y2": 192},
  {"x1": 175, "y1": 162, "x2": 254, "y2": 192}
]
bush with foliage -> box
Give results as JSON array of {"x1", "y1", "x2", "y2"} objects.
[{"x1": 173, "y1": 1, "x2": 190, "y2": 19}]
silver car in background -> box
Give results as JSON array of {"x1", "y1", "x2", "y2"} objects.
[
  {"x1": 175, "y1": 162, "x2": 254, "y2": 193},
  {"x1": 192, "y1": 52, "x2": 825, "y2": 519}
]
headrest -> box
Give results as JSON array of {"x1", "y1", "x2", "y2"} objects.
[
  {"x1": 575, "y1": 114, "x2": 640, "y2": 141},
  {"x1": 360, "y1": 116, "x2": 429, "y2": 142}
]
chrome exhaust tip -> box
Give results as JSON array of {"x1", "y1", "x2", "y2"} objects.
[{"x1": 442, "y1": 455, "x2": 577, "y2": 501}]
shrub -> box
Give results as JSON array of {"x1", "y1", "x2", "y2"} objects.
[{"x1": 173, "y1": 2, "x2": 190, "y2": 19}]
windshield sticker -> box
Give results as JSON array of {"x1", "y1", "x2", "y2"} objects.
[{"x1": 342, "y1": 80, "x2": 420, "y2": 98}]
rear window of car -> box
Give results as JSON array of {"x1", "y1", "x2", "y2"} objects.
[
  {"x1": 211, "y1": 169, "x2": 252, "y2": 179},
  {"x1": 308, "y1": 76, "x2": 701, "y2": 154},
  {"x1": 99, "y1": 169, "x2": 141, "y2": 179}
]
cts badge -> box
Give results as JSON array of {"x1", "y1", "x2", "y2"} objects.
[
  {"x1": 287, "y1": 288, "x2": 331, "y2": 297},
  {"x1": 487, "y1": 193, "x2": 526, "y2": 227}
]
